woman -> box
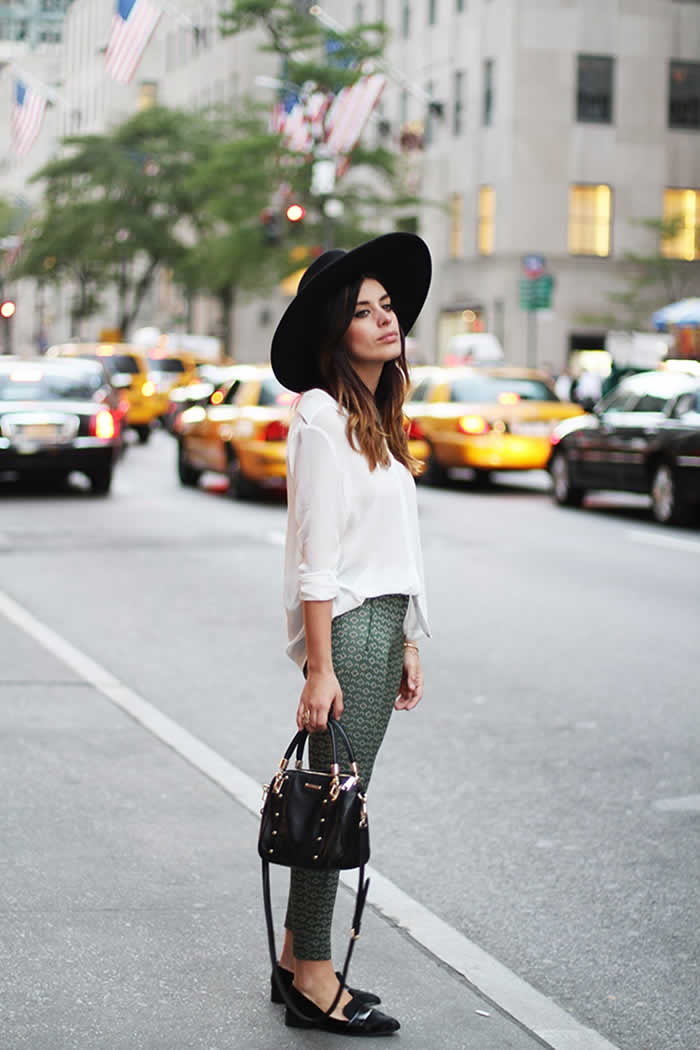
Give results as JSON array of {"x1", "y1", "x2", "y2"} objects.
[{"x1": 270, "y1": 233, "x2": 432, "y2": 1036}]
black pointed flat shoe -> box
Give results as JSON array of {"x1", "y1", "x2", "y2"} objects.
[
  {"x1": 270, "y1": 965, "x2": 381, "y2": 1006},
  {"x1": 284, "y1": 983, "x2": 400, "y2": 1036}
]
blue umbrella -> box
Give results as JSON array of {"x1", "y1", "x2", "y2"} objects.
[{"x1": 652, "y1": 297, "x2": 700, "y2": 330}]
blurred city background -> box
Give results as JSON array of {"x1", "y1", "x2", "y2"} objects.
[{"x1": 0, "y1": 4, "x2": 699, "y2": 1050}]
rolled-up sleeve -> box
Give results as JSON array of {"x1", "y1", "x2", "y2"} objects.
[{"x1": 292, "y1": 423, "x2": 344, "y2": 602}]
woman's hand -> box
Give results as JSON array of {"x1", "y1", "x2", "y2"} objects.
[
  {"x1": 297, "y1": 669, "x2": 344, "y2": 732},
  {"x1": 395, "y1": 647, "x2": 423, "y2": 710}
]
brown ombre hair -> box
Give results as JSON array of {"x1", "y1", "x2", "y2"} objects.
[{"x1": 315, "y1": 274, "x2": 423, "y2": 476}]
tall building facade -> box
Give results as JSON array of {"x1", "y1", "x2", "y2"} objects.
[
  {"x1": 2, "y1": 0, "x2": 698, "y2": 364},
  {"x1": 319, "y1": 0, "x2": 700, "y2": 372}
]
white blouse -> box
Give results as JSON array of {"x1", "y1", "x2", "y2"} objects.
[{"x1": 283, "y1": 388, "x2": 430, "y2": 667}]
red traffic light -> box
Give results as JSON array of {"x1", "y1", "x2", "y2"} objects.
[
  {"x1": 285, "y1": 203, "x2": 305, "y2": 223},
  {"x1": 0, "y1": 299, "x2": 16, "y2": 319}
]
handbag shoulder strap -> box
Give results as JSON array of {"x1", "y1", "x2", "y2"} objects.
[{"x1": 262, "y1": 858, "x2": 370, "y2": 1024}]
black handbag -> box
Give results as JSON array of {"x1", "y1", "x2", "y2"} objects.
[{"x1": 258, "y1": 717, "x2": 370, "y2": 1023}]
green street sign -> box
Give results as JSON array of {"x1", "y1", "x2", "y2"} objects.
[{"x1": 520, "y1": 274, "x2": 554, "y2": 311}]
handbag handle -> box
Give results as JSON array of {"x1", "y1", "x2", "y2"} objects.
[{"x1": 288, "y1": 716, "x2": 361, "y2": 776}]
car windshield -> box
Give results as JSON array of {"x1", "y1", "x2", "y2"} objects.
[
  {"x1": 0, "y1": 367, "x2": 102, "y2": 401},
  {"x1": 258, "y1": 377, "x2": 296, "y2": 406},
  {"x1": 149, "y1": 358, "x2": 186, "y2": 373},
  {"x1": 450, "y1": 375, "x2": 558, "y2": 403},
  {"x1": 75, "y1": 353, "x2": 141, "y2": 375}
]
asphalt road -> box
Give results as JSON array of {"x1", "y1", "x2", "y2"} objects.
[{"x1": 1, "y1": 430, "x2": 698, "y2": 1050}]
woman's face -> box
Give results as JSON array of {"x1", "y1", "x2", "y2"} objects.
[{"x1": 342, "y1": 277, "x2": 400, "y2": 373}]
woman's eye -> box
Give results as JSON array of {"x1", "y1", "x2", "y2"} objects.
[
  {"x1": 383, "y1": 303, "x2": 394, "y2": 312},
  {"x1": 354, "y1": 309, "x2": 369, "y2": 318}
]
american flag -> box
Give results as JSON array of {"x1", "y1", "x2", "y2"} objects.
[
  {"x1": 105, "y1": 0, "x2": 162, "y2": 85},
  {"x1": 11, "y1": 79, "x2": 47, "y2": 157},
  {"x1": 325, "y1": 74, "x2": 386, "y2": 158},
  {"x1": 271, "y1": 75, "x2": 385, "y2": 163}
]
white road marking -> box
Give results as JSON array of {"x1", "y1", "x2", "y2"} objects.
[
  {"x1": 626, "y1": 528, "x2": 700, "y2": 554},
  {"x1": 0, "y1": 587, "x2": 621, "y2": 1050},
  {"x1": 653, "y1": 795, "x2": 700, "y2": 813}
]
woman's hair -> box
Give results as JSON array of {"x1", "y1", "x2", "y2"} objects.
[{"x1": 315, "y1": 274, "x2": 423, "y2": 476}]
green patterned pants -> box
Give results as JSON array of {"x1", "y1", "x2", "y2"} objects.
[{"x1": 284, "y1": 593, "x2": 409, "y2": 961}]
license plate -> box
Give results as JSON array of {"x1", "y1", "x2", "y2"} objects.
[
  {"x1": 16, "y1": 424, "x2": 58, "y2": 441},
  {"x1": 510, "y1": 422, "x2": 552, "y2": 437}
]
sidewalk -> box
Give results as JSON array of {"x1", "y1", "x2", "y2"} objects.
[{"x1": 1, "y1": 618, "x2": 548, "y2": 1050}]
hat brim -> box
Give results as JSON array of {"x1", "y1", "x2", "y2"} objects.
[{"x1": 271, "y1": 232, "x2": 431, "y2": 393}]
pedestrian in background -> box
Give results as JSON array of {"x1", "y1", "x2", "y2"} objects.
[{"x1": 269, "y1": 233, "x2": 432, "y2": 1036}]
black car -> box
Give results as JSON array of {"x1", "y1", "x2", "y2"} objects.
[
  {"x1": 548, "y1": 370, "x2": 700, "y2": 525},
  {"x1": 0, "y1": 357, "x2": 122, "y2": 494}
]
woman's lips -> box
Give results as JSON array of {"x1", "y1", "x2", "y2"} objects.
[{"x1": 378, "y1": 332, "x2": 399, "y2": 343}]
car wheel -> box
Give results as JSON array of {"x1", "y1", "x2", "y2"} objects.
[
  {"x1": 651, "y1": 462, "x2": 688, "y2": 525},
  {"x1": 177, "y1": 441, "x2": 201, "y2": 487},
  {"x1": 471, "y1": 469, "x2": 492, "y2": 489},
  {"x1": 135, "y1": 424, "x2": 151, "y2": 444},
  {"x1": 421, "y1": 445, "x2": 449, "y2": 486},
  {"x1": 89, "y1": 464, "x2": 113, "y2": 496},
  {"x1": 227, "y1": 450, "x2": 257, "y2": 500},
  {"x1": 550, "y1": 451, "x2": 585, "y2": 507}
]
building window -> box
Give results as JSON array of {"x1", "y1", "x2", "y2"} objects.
[
  {"x1": 453, "y1": 70, "x2": 464, "y2": 134},
  {"x1": 478, "y1": 186, "x2": 494, "y2": 255},
  {"x1": 669, "y1": 61, "x2": 700, "y2": 129},
  {"x1": 377, "y1": 0, "x2": 385, "y2": 19},
  {"x1": 483, "y1": 59, "x2": 494, "y2": 125},
  {"x1": 662, "y1": 189, "x2": 700, "y2": 260},
  {"x1": 137, "y1": 82, "x2": 158, "y2": 111},
  {"x1": 568, "y1": 184, "x2": 612, "y2": 257},
  {"x1": 355, "y1": 2, "x2": 364, "y2": 22},
  {"x1": 577, "y1": 55, "x2": 614, "y2": 123},
  {"x1": 456, "y1": 0, "x2": 464, "y2": 10},
  {"x1": 402, "y1": 0, "x2": 410, "y2": 37},
  {"x1": 428, "y1": 0, "x2": 437, "y2": 24},
  {"x1": 449, "y1": 193, "x2": 464, "y2": 258}
]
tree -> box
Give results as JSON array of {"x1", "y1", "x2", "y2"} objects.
[
  {"x1": 14, "y1": 106, "x2": 219, "y2": 337},
  {"x1": 176, "y1": 109, "x2": 292, "y2": 356},
  {"x1": 579, "y1": 216, "x2": 700, "y2": 331},
  {"x1": 218, "y1": 0, "x2": 418, "y2": 258}
]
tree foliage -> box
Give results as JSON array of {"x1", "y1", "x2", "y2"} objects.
[
  {"x1": 10, "y1": 4, "x2": 417, "y2": 355},
  {"x1": 580, "y1": 217, "x2": 700, "y2": 330},
  {"x1": 15, "y1": 106, "x2": 219, "y2": 336}
]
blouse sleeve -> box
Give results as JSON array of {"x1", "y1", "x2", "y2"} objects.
[{"x1": 291, "y1": 422, "x2": 344, "y2": 602}]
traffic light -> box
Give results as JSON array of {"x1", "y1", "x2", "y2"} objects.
[
  {"x1": 285, "y1": 203, "x2": 305, "y2": 223},
  {"x1": 0, "y1": 299, "x2": 16, "y2": 319},
  {"x1": 261, "y1": 208, "x2": 281, "y2": 244}
]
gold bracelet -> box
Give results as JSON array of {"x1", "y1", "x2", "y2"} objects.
[{"x1": 403, "y1": 642, "x2": 419, "y2": 653}]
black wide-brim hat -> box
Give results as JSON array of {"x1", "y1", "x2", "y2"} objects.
[{"x1": 271, "y1": 232, "x2": 432, "y2": 393}]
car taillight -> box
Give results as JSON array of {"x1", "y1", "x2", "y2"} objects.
[
  {"x1": 458, "y1": 414, "x2": 490, "y2": 435},
  {"x1": 405, "y1": 418, "x2": 425, "y2": 440},
  {"x1": 118, "y1": 397, "x2": 129, "y2": 418},
  {"x1": 90, "y1": 410, "x2": 116, "y2": 439},
  {"x1": 550, "y1": 432, "x2": 561, "y2": 446},
  {"x1": 142, "y1": 380, "x2": 155, "y2": 397},
  {"x1": 263, "y1": 420, "x2": 289, "y2": 442}
]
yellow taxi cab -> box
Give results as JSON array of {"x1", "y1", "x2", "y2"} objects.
[
  {"x1": 178, "y1": 367, "x2": 430, "y2": 498},
  {"x1": 143, "y1": 346, "x2": 199, "y2": 418},
  {"x1": 406, "y1": 366, "x2": 585, "y2": 484},
  {"x1": 45, "y1": 343, "x2": 160, "y2": 443},
  {"x1": 177, "y1": 366, "x2": 293, "y2": 498}
]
